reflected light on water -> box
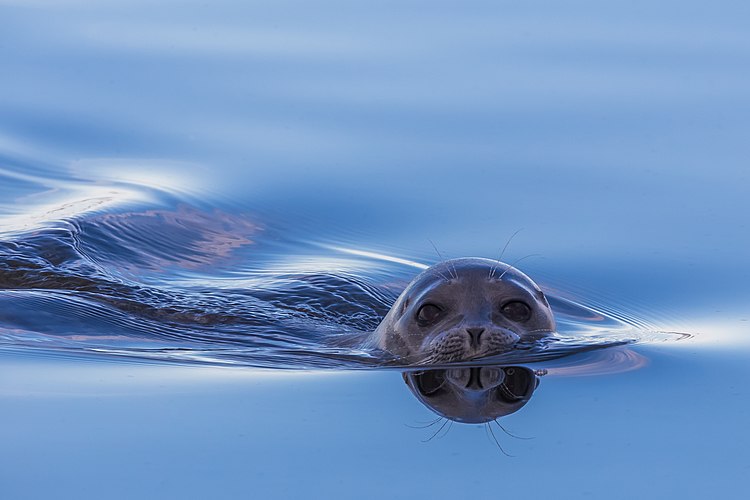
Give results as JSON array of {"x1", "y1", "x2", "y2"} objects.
[
  {"x1": 69, "y1": 158, "x2": 205, "y2": 196},
  {"x1": 0, "y1": 356, "x2": 346, "y2": 398},
  {"x1": 663, "y1": 318, "x2": 750, "y2": 348},
  {"x1": 542, "y1": 348, "x2": 649, "y2": 377},
  {"x1": 0, "y1": 185, "x2": 146, "y2": 235},
  {"x1": 0, "y1": 157, "x2": 209, "y2": 235},
  {"x1": 327, "y1": 245, "x2": 429, "y2": 270}
]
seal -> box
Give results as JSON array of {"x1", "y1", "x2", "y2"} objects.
[{"x1": 373, "y1": 257, "x2": 555, "y2": 363}]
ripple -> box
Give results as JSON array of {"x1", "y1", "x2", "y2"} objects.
[{"x1": 0, "y1": 162, "x2": 692, "y2": 369}]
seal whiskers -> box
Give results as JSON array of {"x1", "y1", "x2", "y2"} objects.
[
  {"x1": 496, "y1": 253, "x2": 541, "y2": 281},
  {"x1": 428, "y1": 239, "x2": 457, "y2": 280},
  {"x1": 489, "y1": 228, "x2": 523, "y2": 279}
]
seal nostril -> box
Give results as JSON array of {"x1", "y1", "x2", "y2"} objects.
[{"x1": 466, "y1": 327, "x2": 485, "y2": 348}]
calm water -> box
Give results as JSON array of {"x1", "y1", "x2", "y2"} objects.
[{"x1": 2, "y1": 0, "x2": 750, "y2": 498}]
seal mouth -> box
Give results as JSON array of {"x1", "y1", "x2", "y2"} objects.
[{"x1": 425, "y1": 327, "x2": 521, "y2": 363}]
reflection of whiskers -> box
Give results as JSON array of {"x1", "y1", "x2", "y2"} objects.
[
  {"x1": 405, "y1": 416, "x2": 455, "y2": 442},
  {"x1": 422, "y1": 419, "x2": 453, "y2": 443},
  {"x1": 484, "y1": 419, "x2": 535, "y2": 457},
  {"x1": 405, "y1": 416, "x2": 443, "y2": 429},
  {"x1": 485, "y1": 423, "x2": 513, "y2": 457},
  {"x1": 408, "y1": 416, "x2": 533, "y2": 454},
  {"x1": 493, "y1": 419, "x2": 533, "y2": 440}
]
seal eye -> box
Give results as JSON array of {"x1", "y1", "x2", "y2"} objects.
[
  {"x1": 416, "y1": 304, "x2": 442, "y2": 325},
  {"x1": 500, "y1": 301, "x2": 531, "y2": 322}
]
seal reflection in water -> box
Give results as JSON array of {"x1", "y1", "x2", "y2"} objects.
[
  {"x1": 374, "y1": 257, "x2": 555, "y2": 364},
  {"x1": 404, "y1": 365, "x2": 540, "y2": 423}
]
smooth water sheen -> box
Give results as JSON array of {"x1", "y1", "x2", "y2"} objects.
[
  {"x1": 0, "y1": 161, "x2": 686, "y2": 369},
  {"x1": 1, "y1": 0, "x2": 749, "y2": 498}
]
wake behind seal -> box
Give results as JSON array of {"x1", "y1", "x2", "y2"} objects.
[{"x1": 373, "y1": 257, "x2": 555, "y2": 364}]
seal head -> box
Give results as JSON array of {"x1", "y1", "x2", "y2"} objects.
[{"x1": 374, "y1": 257, "x2": 555, "y2": 363}]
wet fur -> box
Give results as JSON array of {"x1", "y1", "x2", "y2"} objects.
[{"x1": 374, "y1": 257, "x2": 555, "y2": 364}]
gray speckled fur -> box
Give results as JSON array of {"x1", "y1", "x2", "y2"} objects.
[{"x1": 373, "y1": 257, "x2": 555, "y2": 364}]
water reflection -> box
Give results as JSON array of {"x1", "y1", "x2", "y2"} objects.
[
  {"x1": 402, "y1": 346, "x2": 650, "y2": 431},
  {"x1": 404, "y1": 365, "x2": 540, "y2": 424}
]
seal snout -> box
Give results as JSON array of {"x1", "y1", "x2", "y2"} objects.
[{"x1": 428, "y1": 326, "x2": 521, "y2": 362}]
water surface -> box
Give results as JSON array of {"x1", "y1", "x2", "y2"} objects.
[
  {"x1": 0, "y1": 160, "x2": 687, "y2": 369},
  {"x1": 1, "y1": 0, "x2": 749, "y2": 498}
]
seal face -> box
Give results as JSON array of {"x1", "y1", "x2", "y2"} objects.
[{"x1": 374, "y1": 257, "x2": 555, "y2": 363}]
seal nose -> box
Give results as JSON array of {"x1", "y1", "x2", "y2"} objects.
[{"x1": 466, "y1": 327, "x2": 485, "y2": 349}]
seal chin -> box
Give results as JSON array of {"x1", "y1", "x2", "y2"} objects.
[{"x1": 426, "y1": 327, "x2": 521, "y2": 363}]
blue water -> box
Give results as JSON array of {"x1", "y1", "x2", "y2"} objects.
[
  {"x1": 0, "y1": 160, "x2": 687, "y2": 369},
  {"x1": 2, "y1": 0, "x2": 750, "y2": 498}
]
